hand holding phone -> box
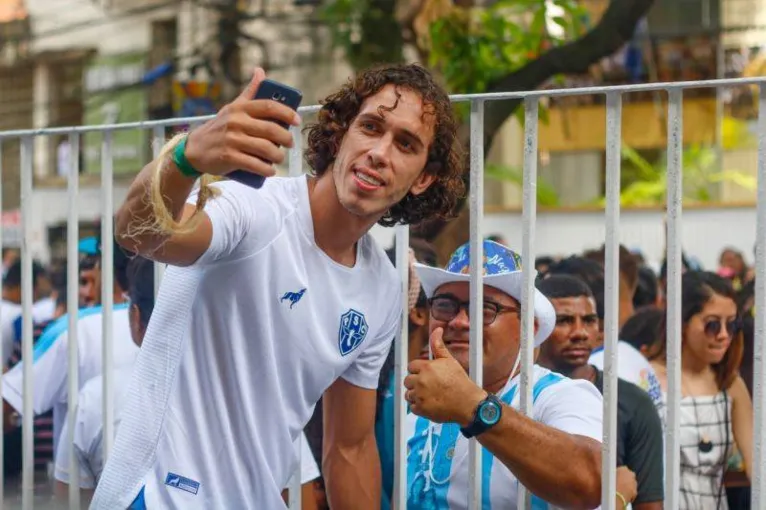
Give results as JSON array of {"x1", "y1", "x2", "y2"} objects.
[
  {"x1": 227, "y1": 79, "x2": 303, "y2": 188},
  {"x1": 182, "y1": 69, "x2": 302, "y2": 185}
]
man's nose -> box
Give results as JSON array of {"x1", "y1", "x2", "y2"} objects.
[
  {"x1": 368, "y1": 134, "x2": 393, "y2": 169},
  {"x1": 570, "y1": 319, "x2": 590, "y2": 342}
]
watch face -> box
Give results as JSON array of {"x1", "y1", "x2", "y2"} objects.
[{"x1": 479, "y1": 401, "x2": 501, "y2": 425}]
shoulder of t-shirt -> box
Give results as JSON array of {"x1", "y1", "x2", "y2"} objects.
[
  {"x1": 532, "y1": 366, "x2": 602, "y2": 409},
  {"x1": 202, "y1": 176, "x2": 299, "y2": 209},
  {"x1": 618, "y1": 377, "x2": 661, "y2": 420},
  {"x1": 32, "y1": 303, "x2": 130, "y2": 362}
]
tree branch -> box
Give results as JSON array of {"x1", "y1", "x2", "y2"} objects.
[
  {"x1": 424, "y1": 0, "x2": 656, "y2": 262},
  {"x1": 482, "y1": 0, "x2": 655, "y2": 154}
]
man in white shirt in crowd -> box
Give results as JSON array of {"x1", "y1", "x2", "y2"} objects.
[
  {"x1": 93, "y1": 63, "x2": 465, "y2": 509},
  {"x1": 1, "y1": 233, "x2": 139, "y2": 458},
  {"x1": 405, "y1": 240, "x2": 603, "y2": 509},
  {"x1": 1, "y1": 259, "x2": 52, "y2": 366}
]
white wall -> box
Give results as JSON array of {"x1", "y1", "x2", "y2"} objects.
[
  {"x1": 27, "y1": 0, "x2": 175, "y2": 54},
  {"x1": 369, "y1": 206, "x2": 758, "y2": 272}
]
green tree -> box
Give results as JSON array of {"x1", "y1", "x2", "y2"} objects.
[{"x1": 321, "y1": 0, "x2": 656, "y2": 262}]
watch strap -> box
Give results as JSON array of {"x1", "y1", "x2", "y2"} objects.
[{"x1": 460, "y1": 394, "x2": 502, "y2": 439}]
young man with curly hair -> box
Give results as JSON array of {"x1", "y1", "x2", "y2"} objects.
[{"x1": 92, "y1": 64, "x2": 465, "y2": 510}]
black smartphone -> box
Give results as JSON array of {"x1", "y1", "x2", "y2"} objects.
[{"x1": 227, "y1": 79, "x2": 304, "y2": 188}]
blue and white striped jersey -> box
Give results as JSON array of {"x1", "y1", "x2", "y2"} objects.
[{"x1": 406, "y1": 365, "x2": 603, "y2": 510}]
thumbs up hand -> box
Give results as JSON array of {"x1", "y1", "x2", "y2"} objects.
[
  {"x1": 184, "y1": 67, "x2": 302, "y2": 178},
  {"x1": 404, "y1": 328, "x2": 487, "y2": 426}
]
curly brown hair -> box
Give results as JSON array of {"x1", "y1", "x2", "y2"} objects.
[{"x1": 304, "y1": 63, "x2": 465, "y2": 227}]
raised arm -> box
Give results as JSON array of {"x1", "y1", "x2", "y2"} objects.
[{"x1": 115, "y1": 67, "x2": 300, "y2": 266}]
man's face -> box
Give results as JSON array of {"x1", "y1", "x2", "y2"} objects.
[
  {"x1": 79, "y1": 265, "x2": 101, "y2": 307},
  {"x1": 331, "y1": 84, "x2": 437, "y2": 220},
  {"x1": 539, "y1": 296, "x2": 599, "y2": 374},
  {"x1": 427, "y1": 282, "x2": 522, "y2": 381}
]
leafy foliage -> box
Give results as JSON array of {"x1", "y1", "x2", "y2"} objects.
[
  {"x1": 485, "y1": 163, "x2": 560, "y2": 207},
  {"x1": 427, "y1": 0, "x2": 589, "y2": 95},
  {"x1": 319, "y1": 0, "x2": 405, "y2": 72},
  {"x1": 597, "y1": 144, "x2": 757, "y2": 207}
]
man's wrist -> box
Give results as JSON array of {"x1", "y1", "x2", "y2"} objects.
[
  {"x1": 457, "y1": 388, "x2": 489, "y2": 428},
  {"x1": 172, "y1": 136, "x2": 202, "y2": 178}
]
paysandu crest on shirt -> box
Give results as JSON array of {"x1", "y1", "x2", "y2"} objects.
[{"x1": 338, "y1": 309, "x2": 369, "y2": 356}]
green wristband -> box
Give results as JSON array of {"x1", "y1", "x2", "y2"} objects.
[{"x1": 172, "y1": 136, "x2": 202, "y2": 178}]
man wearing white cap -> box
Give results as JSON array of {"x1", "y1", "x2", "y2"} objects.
[{"x1": 404, "y1": 240, "x2": 603, "y2": 509}]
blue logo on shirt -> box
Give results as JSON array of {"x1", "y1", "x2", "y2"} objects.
[
  {"x1": 164, "y1": 472, "x2": 200, "y2": 495},
  {"x1": 280, "y1": 288, "x2": 307, "y2": 309},
  {"x1": 338, "y1": 309, "x2": 369, "y2": 356}
]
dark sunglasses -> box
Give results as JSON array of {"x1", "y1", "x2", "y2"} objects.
[
  {"x1": 428, "y1": 294, "x2": 519, "y2": 326},
  {"x1": 704, "y1": 318, "x2": 742, "y2": 338}
]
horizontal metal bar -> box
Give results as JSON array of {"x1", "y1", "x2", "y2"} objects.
[
  {"x1": 0, "y1": 104, "x2": 322, "y2": 138},
  {"x1": 448, "y1": 76, "x2": 766, "y2": 102},
  {"x1": 1, "y1": 76, "x2": 765, "y2": 139}
]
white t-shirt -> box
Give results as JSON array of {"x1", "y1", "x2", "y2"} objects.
[
  {"x1": 54, "y1": 366, "x2": 321, "y2": 489},
  {"x1": 0, "y1": 300, "x2": 22, "y2": 365},
  {"x1": 406, "y1": 365, "x2": 603, "y2": 509},
  {"x1": 33, "y1": 296, "x2": 57, "y2": 324},
  {"x1": 92, "y1": 176, "x2": 400, "y2": 510},
  {"x1": 2, "y1": 304, "x2": 137, "y2": 455},
  {"x1": 589, "y1": 340, "x2": 664, "y2": 410}
]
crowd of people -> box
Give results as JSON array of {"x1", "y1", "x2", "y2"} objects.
[{"x1": 0, "y1": 61, "x2": 758, "y2": 509}]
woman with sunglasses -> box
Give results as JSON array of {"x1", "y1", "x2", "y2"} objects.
[{"x1": 647, "y1": 271, "x2": 753, "y2": 509}]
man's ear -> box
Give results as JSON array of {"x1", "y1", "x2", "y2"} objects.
[{"x1": 409, "y1": 167, "x2": 437, "y2": 197}]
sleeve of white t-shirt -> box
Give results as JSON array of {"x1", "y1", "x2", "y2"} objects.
[
  {"x1": 185, "y1": 180, "x2": 282, "y2": 267},
  {"x1": 340, "y1": 290, "x2": 400, "y2": 390},
  {"x1": 534, "y1": 379, "x2": 603, "y2": 442},
  {"x1": 299, "y1": 433, "x2": 320, "y2": 484},
  {"x1": 2, "y1": 324, "x2": 69, "y2": 416},
  {"x1": 53, "y1": 412, "x2": 103, "y2": 489},
  {"x1": 54, "y1": 376, "x2": 104, "y2": 489}
]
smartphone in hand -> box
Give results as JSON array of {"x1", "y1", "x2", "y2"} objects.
[{"x1": 227, "y1": 79, "x2": 304, "y2": 188}]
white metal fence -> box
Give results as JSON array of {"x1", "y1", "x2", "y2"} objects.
[{"x1": 0, "y1": 76, "x2": 765, "y2": 510}]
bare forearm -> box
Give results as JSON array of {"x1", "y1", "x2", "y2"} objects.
[
  {"x1": 323, "y1": 438, "x2": 381, "y2": 510},
  {"x1": 476, "y1": 409, "x2": 601, "y2": 509},
  {"x1": 115, "y1": 157, "x2": 197, "y2": 257}
]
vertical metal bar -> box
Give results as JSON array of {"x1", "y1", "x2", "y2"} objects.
[
  {"x1": 393, "y1": 224, "x2": 410, "y2": 510},
  {"x1": 752, "y1": 82, "x2": 766, "y2": 509},
  {"x1": 67, "y1": 133, "x2": 81, "y2": 510},
  {"x1": 517, "y1": 96, "x2": 539, "y2": 510},
  {"x1": 101, "y1": 131, "x2": 115, "y2": 462},
  {"x1": 664, "y1": 88, "x2": 684, "y2": 510},
  {"x1": 0, "y1": 139, "x2": 4, "y2": 506},
  {"x1": 152, "y1": 126, "x2": 165, "y2": 296},
  {"x1": 467, "y1": 98, "x2": 485, "y2": 510},
  {"x1": 20, "y1": 136, "x2": 34, "y2": 510},
  {"x1": 601, "y1": 92, "x2": 623, "y2": 510},
  {"x1": 287, "y1": 123, "x2": 303, "y2": 510}
]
